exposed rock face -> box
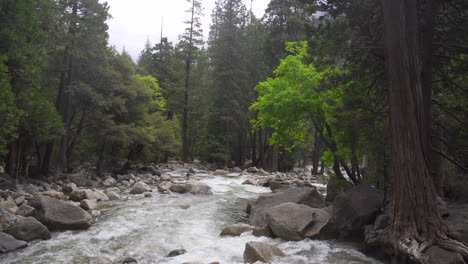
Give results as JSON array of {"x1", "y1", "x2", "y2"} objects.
[
  {"x1": 32, "y1": 196, "x2": 93, "y2": 230},
  {"x1": 0, "y1": 232, "x2": 27, "y2": 253},
  {"x1": 427, "y1": 246, "x2": 465, "y2": 264},
  {"x1": 249, "y1": 187, "x2": 326, "y2": 226},
  {"x1": 243, "y1": 241, "x2": 285, "y2": 263},
  {"x1": 130, "y1": 182, "x2": 151, "y2": 194},
  {"x1": 4, "y1": 216, "x2": 51, "y2": 241},
  {"x1": 332, "y1": 185, "x2": 383, "y2": 238},
  {"x1": 265, "y1": 203, "x2": 330, "y2": 241},
  {"x1": 219, "y1": 224, "x2": 254, "y2": 237}
]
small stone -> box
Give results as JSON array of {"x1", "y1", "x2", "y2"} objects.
[{"x1": 168, "y1": 248, "x2": 187, "y2": 257}]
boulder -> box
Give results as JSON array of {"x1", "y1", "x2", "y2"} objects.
[
  {"x1": 243, "y1": 241, "x2": 285, "y2": 263},
  {"x1": 427, "y1": 246, "x2": 464, "y2": 264},
  {"x1": 325, "y1": 177, "x2": 353, "y2": 202},
  {"x1": 0, "y1": 210, "x2": 17, "y2": 228},
  {"x1": 80, "y1": 199, "x2": 98, "y2": 210},
  {"x1": 219, "y1": 224, "x2": 254, "y2": 236},
  {"x1": 214, "y1": 170, "x2": 228, "y2": 176},
  {"x1": 332, "y1": 184, "x2": 383, "y2": 238},
  {"x1": 14, "y1": 195, "x2": 26, "y2": 206},
  {"x1": 103, "y1": 177, "x2": 117, "y2": 187},
  {"x1": 252, "y1": 226, "x2": 274, "y2": 238},
  {"x1": 40, "y1": 190, "x2": 66, "y2": 200},
  {"x1": 17, "y1": 184, "x2": 41, "y2": 195},
  {"x1": 249, "y1": 187, "x2": 326, "y2": 226},
  {"x1": 32, "y1": 196, "x2": 93, "y2": 230},
  {"x1": 189, "y1": 183, "x2": 213, "y2": 195},
  {"x1": 106, "y1": 191, "x2": 121, "y2": 200},
  {"x1": 67, "y1": 175, "x2": 97, "y2": 188},
  {"x1": 130, "y1": 182, "x2": 151, "y2": 194},
  {"x1": 0, "y1": 200, "x2": 18, "y2": 214},
  {"x1": 69, "y1": 189, "x2": 108, "y2": 202},
  {"x1": 160, "y1": 174, "x2": 171, "y2": 181},
  {"x1": 246, "y1": 167, "x2": 258, "y2": 173},
  {"x1": 62, "y1": 182, "x2": 78, "y2": 194},
  {"x1": 242, "y1": 179, "x2": 257, "y2": 185},
  {"x1": 269, "y1": 181, "x2": 290, "y2": 192},
  {"x1": 265, "y1": 203, "x2": 330, "y2": 241},
  {"x1": 170, "y1": 184, "x2": 189, "y2": 194},
  {"x1": 4, "y1": 216, "x2": 51, "y2": 241},
  {"x1": 0, "y1": 232, "x2": 27, "y2": 253},
  {"x1": 16, "y1": 204, "x2": 36, "y2": 217},
  {"x1": 444, "y1": 203, "x2": 468, "y2": 244}
]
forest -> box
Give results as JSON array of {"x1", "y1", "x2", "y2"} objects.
[{"x1": 0, "y1": 0, "x2": 467, "y2": 263}]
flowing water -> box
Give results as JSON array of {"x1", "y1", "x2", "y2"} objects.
[{"x1": 0, "y1": 169, "x2": 383, "y2": 264}]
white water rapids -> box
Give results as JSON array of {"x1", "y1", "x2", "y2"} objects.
[{"x1": 0, "y1": 169, "x2": 383, "y2": 264}]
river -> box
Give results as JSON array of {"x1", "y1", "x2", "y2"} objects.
[{"x1": 0, "y1": 169, "x2": 383, "y2": 264}]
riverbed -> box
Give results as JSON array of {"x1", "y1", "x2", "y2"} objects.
[{"x1": 0, "y1": 169, "x2": 383, "y2": 264}]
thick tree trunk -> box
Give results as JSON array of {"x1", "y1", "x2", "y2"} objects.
[{"x1": 366, "y1": 0, "x2": 468, "y2": 261}]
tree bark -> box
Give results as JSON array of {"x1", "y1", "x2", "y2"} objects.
[{"x1": 366, "y1": 0, "x2": 468, "y2": 261}]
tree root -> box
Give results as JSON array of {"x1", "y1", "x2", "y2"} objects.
[{"x1": 365, "y1": 225, "x2": 468, "y2": 264}]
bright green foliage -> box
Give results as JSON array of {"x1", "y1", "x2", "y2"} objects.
[{"x1": 251, "y1": 42, "x2": 342, "y2": 151}]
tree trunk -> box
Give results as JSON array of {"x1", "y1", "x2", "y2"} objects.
[{"x1": 366, "y1": 0, "x2": 468, "y2": 261}]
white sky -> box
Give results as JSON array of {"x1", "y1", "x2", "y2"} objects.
[{"x1": 100, "y1": 0, "x2": 271, "y2": 60}]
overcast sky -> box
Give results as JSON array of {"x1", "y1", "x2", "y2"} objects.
[{"x1": 99, "y1": 0, "x2": 271, "y2": 60}]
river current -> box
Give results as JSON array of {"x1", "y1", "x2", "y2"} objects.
[{"x1": 0, "y1": 169, "x2": 383, "y2": 264}]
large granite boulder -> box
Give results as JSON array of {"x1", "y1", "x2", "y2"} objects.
[
  {"x1": 249, "y1": 187, "x2": 326, "y2": 226},
  {"x1": 332, "y1": 185, "x2": 383, "y2": 238},
  {"x1": 4, "y1": 216, "x2": 51, "y2": 241},
  {"x1": 243, "y1": 241, "x2": 285, "y2": 263},
  {"x1": 189, "y1": 182, "x2": 213, "y2": 195},
  {"x1": 31, "y1": 196, "x2": 93, "y2": 230},
  {"x1": 0, "y1": 232, "x2": 27, "y2": 253},
  {"x1": 170, "y1": 184, "x2": 189, "y2": 194},
  {"x1": 265, "y1": 203, "x2": 330, "y2": 241}
]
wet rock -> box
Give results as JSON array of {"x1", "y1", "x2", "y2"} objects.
[
  {"x1": 122, "y1": 257, "x2": 138, "y2": 263},
  {"x1": 266, "y1": 203, "x2": 330, "y2": 241},
  {"x1": 242, "y1": 179, "x2": 257, "y2": 185},
  {"x1": 332, "y1": 185, "x2": 383, "y2": 239},
  {"x1": 130, "y1": 182, "x2": 151, "y2": 195},
  {"x1": 246, "y1": 167, "x2": 259, "y2": 173},
  {"x1": 179, "y1": 204, "x2": 190, "y2": 209},
  {"x1": 0, "y1": 232, "x2": 27, "y2": 253},
  {"x1": 0, "y1": 200, "x2": 18, "y2": 214},
  {"x1": 4, "y1": 216, "x2": 51, "y2": 241},
  {"x1": 249, "y1": 187, "x2": 326, "y2": 226},
  {"x1": 427, "y1": 246, "x2": 464, "y2": 264},
  {"x1": 219, "y1": 224, "x2": 254, "y2": 236},
  {"x1": 16, "y1": 204, "x2": 35, "y2": 217},
  {"x1": 32, "y1": 196, "x2": 93, "y2": 230},
  {"x1": 189, "y1": 183, "x2": 213, "y2": 195},
  {"x1": 252, "y1": 226, "x2": 274, "y2": 238},
  {"x1": 80, "y1": 199, "x2": 98, "y2": 210},
  {"x1": 168, "y1": 248, "x2": 187, "y2": 257},
  {"x1": 214, "y1": 170, "x2": 228, "y2": 176},
  {"x1": 170, "y1": 184, "x2": 189, "y2": 194},
  {"x1": 106, "y1": 191, "x2": 121, "y2": 200},
  {"x1": 243, "y1": 241, "x2": 285, "y2": 263},
  {"x1": 144, "y1": 192, "x2": 152, "y2": 198}
]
